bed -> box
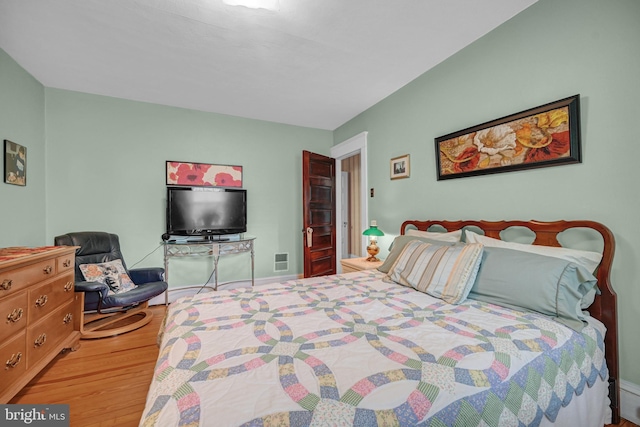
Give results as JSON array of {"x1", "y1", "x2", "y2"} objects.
[{"x1": 140, "y1": 220, "x2": 619, "y2": 427}]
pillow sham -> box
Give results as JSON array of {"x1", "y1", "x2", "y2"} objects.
[
  {"x1": 464, "y1": 230, "x2": 602, "y2": 273},
  {"x1": 466, "y1": 247, "x2": 598, "y2": 331},
  {"x1": 378, "y1": 235, "x2": 456, "y2": 273},
  {"x1": 79, "y1": 259, "x2": 137, "y2": 295},
  {"x1": 405, "y1": 228, "x2": 462, "y2": 242},
  {"x1": 387, "y1": 240, "x2": 484, "y2": 304}
]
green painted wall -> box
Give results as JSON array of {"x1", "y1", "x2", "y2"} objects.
[
  {"x1": 2, "y1": 0, "x2": 638, "y2": 390},
  {"x1": 0, "y1": 49, "x2": 46, "y2": 246},
  {"x1": 334, "y1": 0, "x2": 640, "y2": 385},
  {"x1": 0, "y1": 45, "x2": 331, "y2": 290},
  {"x1": 44, "y1": 89, "x2": 332, "y2": 285}
]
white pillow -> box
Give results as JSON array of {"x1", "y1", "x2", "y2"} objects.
[
  {"x1": 405, "y1": 228, "x2": 462, "y2": 243},
  {"x1": 464, "y1": 230, "x2": 602, "y2": 273}
]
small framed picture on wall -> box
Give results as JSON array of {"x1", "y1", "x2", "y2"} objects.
[
  {"x1": 4, "y1": 140, "x2": 27, "y2": 186},
  {"x1": 390, "y1": 154, "x2": 410, "y2": 180}
]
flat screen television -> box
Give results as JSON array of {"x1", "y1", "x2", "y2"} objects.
[{"x1": 166, "y1": 186, "x2": 247, "y2": 239}]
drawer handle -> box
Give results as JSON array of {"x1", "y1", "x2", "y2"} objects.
[
  {"x1": 35, "y1": 295, "x2": 48, "y2": 307},
  {"x1": 34, "y1": 333, "x2": 47, "y2": 347},
  {"x1": 63, "y1": 313, "x2": 73, "y2": 324},
  {"x1": 63, "y1": 259, "x2": 72, "y2": 268},
  {"x1": 1, "y1": 279, "x2": 12, "y2": 291},
  {"x1": 7, "y1": 308, "x2": 24, "y2": 323},
  {"x1": 5, "y1": 352, "x2": 22, "y2": 369},
  {"x1": 64, "y1": 281, "x2": 74, "y2": 292},
  {"x1": 43, "y1": 265, "x2": 53, "y2": 274}
]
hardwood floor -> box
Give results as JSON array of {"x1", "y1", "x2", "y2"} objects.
[
  {"x1": 9, "y1": 304, "x2": 638, "y2": 427},
  {"x1": 10, "y1": 305, "x2": 167, "y2": 427}
]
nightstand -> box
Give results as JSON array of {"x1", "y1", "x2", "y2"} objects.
[{"x1": 340, "y1": 257, "x2": 384, "y2": 273}]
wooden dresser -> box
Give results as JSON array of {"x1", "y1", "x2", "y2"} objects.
[{"x1": 0, "y1": 246, "x2": 81, "y2": 403}]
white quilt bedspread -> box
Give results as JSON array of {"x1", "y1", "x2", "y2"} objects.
[{"x1": 140, "y1": 270, "x2": 608, "y2": 426}]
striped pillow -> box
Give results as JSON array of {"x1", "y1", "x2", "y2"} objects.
[{"x1": 387, "y1": 241, "x2": 484, "y2": 304}]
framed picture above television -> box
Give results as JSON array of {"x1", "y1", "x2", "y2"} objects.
[{"x1": 166, "y1": 160, "x2": 243, "y2": 188}]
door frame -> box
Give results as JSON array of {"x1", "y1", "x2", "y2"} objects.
[{"x1": 331, "y1": 131, "x2": 368, "y2": 269}]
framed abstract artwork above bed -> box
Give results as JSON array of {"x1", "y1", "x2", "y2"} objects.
[{"x1": 435, "y1": 95, "x2": 581, "y2": 180}]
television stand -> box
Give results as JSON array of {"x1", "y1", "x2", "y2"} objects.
[{"x1": 163, "y1": 235, "x2": 255, "y2": 294}]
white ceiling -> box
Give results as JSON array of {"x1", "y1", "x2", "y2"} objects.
[{"x1": 0, "y1": 0, "x2": 537, "y2": 130}]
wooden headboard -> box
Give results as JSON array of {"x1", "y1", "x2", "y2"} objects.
[{"x1": 401, "y1": 219, "x2": 619, "y2": 424}]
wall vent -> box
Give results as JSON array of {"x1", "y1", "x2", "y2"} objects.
[{"x1": 274, "y1": 253, "x2": 289, "y2": 272}]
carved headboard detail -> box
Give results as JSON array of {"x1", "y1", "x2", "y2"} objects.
[{"x1": 400, "y1": 219, "x2": 619, "y2": 424}]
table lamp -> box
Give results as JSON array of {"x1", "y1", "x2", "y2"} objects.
[{"x1": 362, "y1": 220, "x2": 384, "y2": 261}]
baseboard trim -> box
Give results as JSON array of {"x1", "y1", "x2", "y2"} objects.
[
  {"x1": 621, "y1": 380, "x2": 640, "y2": 424},
  {"x1": 149, "y1": 274, "x2": 299, "y2": 305}
]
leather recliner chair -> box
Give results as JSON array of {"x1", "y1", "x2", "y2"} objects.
[{"x1": 54, "y1": 231, "x2": 168, "y2": 339}]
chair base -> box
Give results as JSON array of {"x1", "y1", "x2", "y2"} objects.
[{"x1": 80, "y1": 300, "x2": 154, "y2": 339}]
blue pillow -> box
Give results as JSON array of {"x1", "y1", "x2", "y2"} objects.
[{"x1": 467, "y1": 247, "x2": 598, "y2": 331}]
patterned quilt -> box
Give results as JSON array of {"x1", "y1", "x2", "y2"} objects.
[{"x1": 140, "y1": 270, "x2": 608, "y2": 427}]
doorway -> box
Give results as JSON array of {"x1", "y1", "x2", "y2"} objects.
[
  {"x1": 341, "y1": 155, "x2": 361, "y2": 258},
  {"x1": 331, "y1": 132, "x2": 368, "y2": 269}
]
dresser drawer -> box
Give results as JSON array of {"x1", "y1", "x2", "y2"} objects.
[
  {"x1": 0, "y1": 258, "x2": 58, "y2": 298},
  {"x1": 57, "y1": 253, "x2": 75, "y2": 274},
  {"x1": 28, "y1": 273, "x2": 75, "y2": 324},
  {"x1": 0, "y1": 331, "x2": 27, "y2": 388},
  {"x1": 0, "y1": 291, "x2": 28, "y2": 343},
  {"x1": 27, "y1": 301, "x2": 76, "y2": 369}
]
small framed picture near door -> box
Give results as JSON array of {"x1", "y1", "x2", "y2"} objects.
[
  {"x1": 390, "y1": 154, "x2": 410, "y2": 180},
  {"x1": 4, "y1": 140, "x2": 27, "y2": 186}
]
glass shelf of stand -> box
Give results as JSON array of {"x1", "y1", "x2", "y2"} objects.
[{"x1": 162, "y1": 234, "x2": 256, "y2": 291}]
